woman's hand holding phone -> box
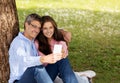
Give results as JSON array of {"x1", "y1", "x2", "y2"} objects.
[{"x1": 53, "y1": 44, "x2": 63, "y2": 61}]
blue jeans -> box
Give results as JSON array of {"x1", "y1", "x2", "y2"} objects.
[
  {"x1": 17, "y1": 65, "x2": 53, "y2": 83},
  {"x1": 45, "y1": 58, "x2": 78, "y2": 83}
]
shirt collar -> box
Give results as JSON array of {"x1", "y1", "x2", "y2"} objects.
[{"x1": 18, "y1": 32, "x2": 34, "y2": 43}]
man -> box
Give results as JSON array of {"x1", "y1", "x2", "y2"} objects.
[{"x1": 9, "y1": 13, "x2": 61, "y2": 83}]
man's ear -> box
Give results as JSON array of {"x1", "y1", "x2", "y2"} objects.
[
  {"x1": 25, "y1": 22, "x2": 28, "y2": 26},
  {"x1": 24, "y1": 22, "x2": 29, "y2": 29}
]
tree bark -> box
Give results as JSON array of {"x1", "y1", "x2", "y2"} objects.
[{"x1": 0, "y1": 0, "x2": 19, "y2": 82}]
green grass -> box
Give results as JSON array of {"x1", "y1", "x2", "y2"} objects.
[{"x1": 16, "y1": 0, "x2": 120, "y2": 83}]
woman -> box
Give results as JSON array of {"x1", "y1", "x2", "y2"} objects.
[{"x1": 35, "y1": 15, "x2": 78, "y2": 83}]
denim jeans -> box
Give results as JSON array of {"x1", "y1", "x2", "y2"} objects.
[
  {"x1": 16, "y1": 65, "x2": 53, "y2": 83},
  {"x1": 45, "y1": 58, "x2": 78, "y2": 83}
]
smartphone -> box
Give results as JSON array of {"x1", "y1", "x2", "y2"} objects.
[{"x1": 53, "y1": 44, "x2": 62, "y2": 54}]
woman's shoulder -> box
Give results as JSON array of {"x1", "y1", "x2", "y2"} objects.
[
  {"x1": 58, "y1": 41, "x2": 66, "y2": 46},
  {"x1": 52, "y1": 39, "x2": 66, "y2": 45},
  {"x1": 59, "y1": 40, "x2": 66, "y2": 43}
]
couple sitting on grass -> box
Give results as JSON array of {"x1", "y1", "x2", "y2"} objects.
[{"x1": 9, "y1": 13, "x2": 96, "y2": 83}]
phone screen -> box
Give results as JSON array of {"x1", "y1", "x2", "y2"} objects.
[{"x1": 53, "y1": 44, "x2": 62, "y2": 53}]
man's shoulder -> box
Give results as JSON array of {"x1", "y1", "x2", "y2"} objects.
[
  {"x1": 10, "y1": 35, "x2": 26, "y2": 47},
  {"x1": 12, "y1": 32, "x2": 27, "y2": 43},
  {"x1": 12, "y1": 35, "x2": 23, "y2": 43}
]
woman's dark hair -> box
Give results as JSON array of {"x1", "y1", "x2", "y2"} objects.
[{"x1": 36, "y1": 16, "x2": 65, "y2": 55}]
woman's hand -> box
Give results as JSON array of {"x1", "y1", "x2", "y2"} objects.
[{"x1": 61, "y1": 49, "x2": 67, "y2": 58}]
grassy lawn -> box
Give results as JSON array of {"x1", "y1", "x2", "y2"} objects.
[{"x1": 16, "y1": 0, "x2": 120, "y2": 83}]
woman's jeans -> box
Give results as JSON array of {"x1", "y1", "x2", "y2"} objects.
[
  {"x1": 45, "y1": 58, "x2": 78, "y2": 83},
  {"x1": 16, "y1": 65, "x2": 53, "y2": 83}
]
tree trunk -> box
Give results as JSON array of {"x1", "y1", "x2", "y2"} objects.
[{"x1": 0, "y1": 0, "x2": 19, "y2": 82}]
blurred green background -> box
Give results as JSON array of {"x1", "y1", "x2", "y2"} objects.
[{"x1": 16, "y1": 0, "x2": 120, "y2": 83}]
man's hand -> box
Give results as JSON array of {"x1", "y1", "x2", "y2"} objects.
[
  {"x1": 40, "y1": 53, "x2": 62, "y2": 64},
  {"x1": 54, "y1": 53, "x2": 63, "y2": 61}
]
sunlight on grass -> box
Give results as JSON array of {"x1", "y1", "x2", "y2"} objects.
[
  {"x1": 16, "y1": 0, "x2": 120, "y2": 83},
  {"x1": 16, "y1": 0, "x2": 120, "y2": 12}
]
